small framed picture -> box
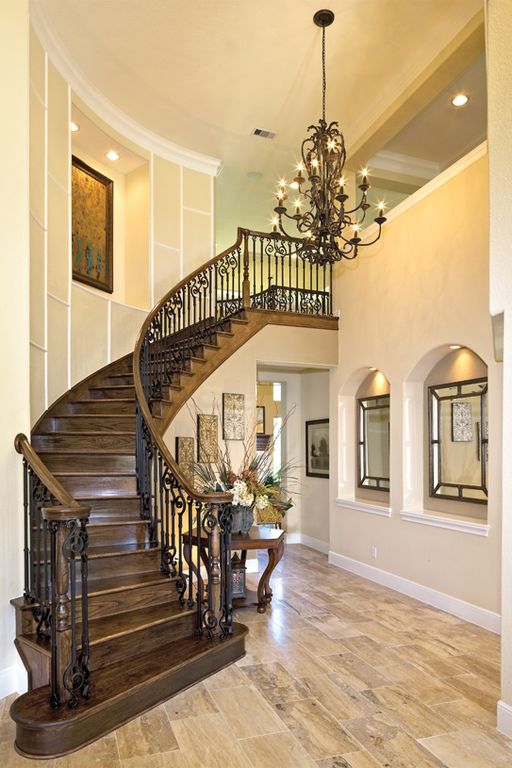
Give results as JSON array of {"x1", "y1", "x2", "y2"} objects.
[
  {"x1": 256, "y1": 406, "x2": 265, "y2": 434},
  {"x1": 306, "y1": 419, "x2": 329, "y2": 478}
]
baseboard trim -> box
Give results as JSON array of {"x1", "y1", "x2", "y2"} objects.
[
  {"x1": 328, "y1": 550, "x2": 501, "y2": 634},
  {"x1": 285, "y1": 532, "x2": 329, "y2": 554},
  {"x1": 497, "y1": 700, "x2": 512, "y2": 738},
  {"x1": 0, "y1": 662, "x2": 27, "y2": 699}
]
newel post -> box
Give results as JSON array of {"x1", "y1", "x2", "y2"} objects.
[
  {"x1": 42, "y1": 505, "x2": 90, "y2": 707},
  {"x1": 242, "y1": 230, "x2": 251, "y2": 309}
]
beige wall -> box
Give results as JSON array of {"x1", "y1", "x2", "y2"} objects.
[
  {"x1": 0, "y1": 0, "x2": 30, "y2": 695},
  {"x1": 331, "y1": 152, "x2": 502, "y2": 616},
  {"x1": 166, "y1": 326, "x2": 338, "y2": 539},
  {"x1": 301, "y1": 371, "x2": 330, "y2": 547},
  {"x1": 487, "y1": 0, "x2": 512, "y2": 728}
]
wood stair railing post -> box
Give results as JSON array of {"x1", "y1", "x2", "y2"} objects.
[
  {"x1": 242, "y1": 230, "x2": 251, "y2": 309},
  {"x1": 42, "y1": 505, "x2": 90, "y2": 708},
  {"x1": 205, "y1": 503, "x2": 223, "y2": 637}
]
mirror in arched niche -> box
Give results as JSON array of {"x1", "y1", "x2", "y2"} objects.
[
  {"x1": 355, "y1": 370, "x2": 390, "y2": 503},
  {"x1": 425, "y1": 347, "x2": 488, "y2": 512}
]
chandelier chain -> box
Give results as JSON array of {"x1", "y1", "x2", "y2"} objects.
[{"x1": 322, "y1": 25, "x2": 326, "y2": 122}]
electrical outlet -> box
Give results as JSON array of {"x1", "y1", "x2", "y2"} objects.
[{"x1": 371, "y1": 545, "x2": 377, "y2": 560}]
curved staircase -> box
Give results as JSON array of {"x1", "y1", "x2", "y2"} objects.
[{"x1": 9, "y1": 228, "x2": 337, "y2": 758}]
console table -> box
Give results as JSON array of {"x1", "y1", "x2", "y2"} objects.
[{"x1": 183, "y1": 527, "x2": 285, "y2": 613}]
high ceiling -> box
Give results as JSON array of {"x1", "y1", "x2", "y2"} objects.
[{"x1": 35, "y1": 0, "x2": 484, "y2": 249}]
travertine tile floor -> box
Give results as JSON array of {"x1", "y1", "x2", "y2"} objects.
[{"x1": 1, "y1": 544, "x2": 510, "y2": 767}]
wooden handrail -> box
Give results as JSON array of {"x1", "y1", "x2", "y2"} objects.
[
  {"x1": 132, "y1": 231, "x2": 251, "y2": 506},
  {"x1": 14, "y1": 433, "x2": 82, "y2": 509}
]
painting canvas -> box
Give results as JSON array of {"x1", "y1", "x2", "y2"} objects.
[
  {"x1": 222, "y1": 393, "x2": 245, "y2": 440},
  {"x1": 176, "y1": 437, "x2": 194, "y2": 485},
  {"x1": 306, "y1": 419, "x2": 329, "y2": 478},
  {"x1": 452, "y1": 401, "x2": 473, "y2": 442},
  {"x1": 72, "y1": 155, "x2": 113, "y2": 293},
  {"x1": 256, "y1": 406, "x2": 265, "y2": 434},
  {"x1": 197, "y1": 414, "x2": 219, "y2": 463}
]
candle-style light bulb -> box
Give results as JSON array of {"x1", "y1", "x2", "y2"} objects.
[{"x1": 271, "y1": 216, "x2": 279, "y2": 232}]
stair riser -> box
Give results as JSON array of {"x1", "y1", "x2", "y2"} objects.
[
  {"x1": 39, "y1": 416, "x2": 135, "y2": 433},
  {"x1": 89, "y1": 387, "x2": 135, "y2": 399},
  {"x1": 58, "y1": 475, "x2": 137, "y2": 497},
  {"x1": 32, "y1": 433, "x2": 136, "y2": 452},
  {"x1": 60, "y1": 400, "x2": 136, "y2": 415},
  {"x1": 11, "y1": 626, "x2": 247, "y2": 759},
  {"x1": 88, "y1": 522, "x2": 148, "y2": 547},
  {"x1": 88, "y1": 550, "x2": 160, "y2": 578},
  {"x1": 41, "y1": 454, "x2": 136, "y2": 472},
  {"x1": 88, "y1": 610, "x2": 197, "y2": 670},
  {"x1": 83, "y1": 497, "x2": 141, "y2": 518},
  {"x1": 86, "y1": 581, "x2": 176, "y2": 622}
]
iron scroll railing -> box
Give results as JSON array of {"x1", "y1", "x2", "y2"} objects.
[
  {"x1": 14, "y1": 434, "x2": 91, "y2": 709},
  {"x1": 133, "y1": 228, "x2": 334, "y2": 639}
]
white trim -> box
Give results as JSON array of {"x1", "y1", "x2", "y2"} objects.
[
  {"x1": 300, "y1": 533, "x2": 330, "y2": 554},
  {"x1": 43, "y1": 46, "x2": 48, "y2": 411},
  {"x1": 47, "y1": 170, "x2": 68, "y2": 196},
  {"x1": 497, "y1": 700, "x2": 512, "y2": 739},
  {"x1": 369, "y1": 149, "x2": 440, "y2": 180},
  {"x1": 0, "y1": 662, "x2": 27, "y2": 699},
  {"x1": 149, "y1": 152, "x2": 155, "y2": 309},
  {"x1": 30, "y1": 339, "x2": 47, "y2": 353},
  {"x1": 336, "y1": 497, "x2": 392, "y2": 517},
  {"x1": 183, "y1": 205, "x2": 211, "y2": 217},
  {"x1": 362, "y1": 141, "x2": 487, "y2": 240},
  {"x1": 284, "y1": 532, "x2": 329, "y2": 554},
  {"x1": 29, "y1": 210, "x2": 46, "y2": 230},
  {"x1": 400, "y1": 509, "x2": 489, "y2": 537},
  {"x1": 30, "y1": 78, "x2": 46, "y2": 108},
  {"x1": 29, "y1": 3, "x2": 222, "y2": 177},
  {"x1": 328, "y1": 550, "x2": 501, "y2": 634},
  {"x1": 67, "y1": 82, "x2": 72, "y2": 389},
  {"x1": 47, "y1": 291, "x2": 70, "y2": 307},
  {"x1": 107, "y1": 300, "x2": 112, "y2": 363},
  {"x1": 154, "y1": 240, "x2": 180, "y2": 253},
  {"x1": 179, "y1": 165, "x2": 184, "y2": 279},
  {"x1": 72, "y1": 281, "x2": 148, "y2": 313},
  {"x1": 210, "y1": 174, "x2": 215, "y2": 258}
]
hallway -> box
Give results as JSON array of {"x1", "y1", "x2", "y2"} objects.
[{"x1": 1, "y1": 544, "x2": 509, "y2": 767}]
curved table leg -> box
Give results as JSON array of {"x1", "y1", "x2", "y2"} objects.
[
  {"x1": 264, "y1": 538, "x2": 285, "y2": 603},
  {"x1": 257, "y1": 540, "x2": 285, "y2": 613}
]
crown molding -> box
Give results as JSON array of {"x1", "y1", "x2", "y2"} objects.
[
  {"x1": 29, "y1": 2, "x2": 223, "y2": 176},
  {"x1": 369, "y1": 150, "x2": 440, "y2": 181},
  {"x1": 362, "y1": 140, "x2": 487, "y2": 241}
]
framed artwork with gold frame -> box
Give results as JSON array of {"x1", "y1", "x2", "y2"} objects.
[{"x1": 72, "y1": 155, "x2": 113, "y2": 293}]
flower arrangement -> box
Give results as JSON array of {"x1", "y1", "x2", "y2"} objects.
[{"x1": 194, "y1": 409, "x2": 296, "y2": 527}]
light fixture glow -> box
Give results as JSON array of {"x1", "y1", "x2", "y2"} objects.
[
  {"x1": 106, "y1": 150, "x2": 120, "y2": 161},
  {"x1": 449, "y1": 344, "x2": 462, "y2": 350},
  {"x1": 70, "y1": 121, "x2": 80, "y2": 133},
  {"x1": 368, "y1": 367, "x2": 377, "y2": 371},
  {"x1": 451, "y1": 94, "x2": 469, "y2": 107}
]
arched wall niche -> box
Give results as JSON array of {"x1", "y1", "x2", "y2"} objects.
[
  {"x1": 403, "y1": 343, "x2": 488, "y2": 519},
  {"x1": 337, "y1": 366, "x2": 390, "y2": 504}
]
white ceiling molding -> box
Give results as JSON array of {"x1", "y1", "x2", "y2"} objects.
[
  {"x1": 29, "y1": 2, "x2": 223, "y2": 177},
  {"x1": 362, "y1": 140, "x2": 487, "y2": 240},
  {"x1": 369, "y1": 150, "x2": 440, "y2": 181}
]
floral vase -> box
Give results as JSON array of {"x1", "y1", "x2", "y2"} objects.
[{"x1": 230, "y1": 504, "x2": 254, "y2": 534}]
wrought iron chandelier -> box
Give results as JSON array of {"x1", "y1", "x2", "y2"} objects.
[{"x1": 272, "y1": 9, "x2": 386, "y2": 264}]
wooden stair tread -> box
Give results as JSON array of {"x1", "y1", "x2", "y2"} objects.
[
  {"x1": 18, "y1": 601, "x2": 195, "y2": 658},
  {"x1": 35, "y1": 431, "x2": 136, "y2": 436},
  {"x1": 11, "y1": 623, "x2": 247, "y2": 729},
  {"x1": 88, "y1": 542, "x2": 155, "y2": 558},
  {"x1": 53, "y1": 414, "x2": 134, "y2": 420},
  {"x1": 53, "y1": 468, "x2": 136, "y2": 476},
  {"x1": 88, "y1": 519, "x2": 148, "y2": 528},
  {"x1": 86, "y1": 571, "x2": 170, "y2": 595}
]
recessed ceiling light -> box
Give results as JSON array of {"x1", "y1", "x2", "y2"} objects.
[
  {"x1": 449, "y1": 344, "x2": 462, "y2": 350},
  {"x1": 70, "y1": 121, "x2": 80, "y2": 132},
  {"x1": 451, "y1": 94, "x2": 469, "y2": 107},
  {"x1": 106, "y1": 150, "x2": 120, "y2": 161}
]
